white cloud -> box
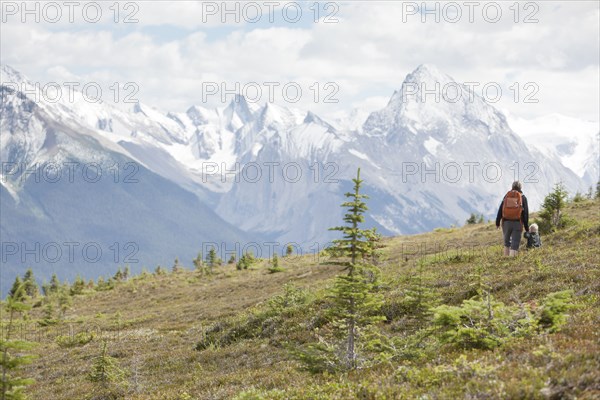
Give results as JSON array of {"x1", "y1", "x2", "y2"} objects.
[{"x1": 0, "y1": 1, "x2": 598, "y2": 121}]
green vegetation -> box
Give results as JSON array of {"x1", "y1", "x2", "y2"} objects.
[
  {"x1": 431, "y1": 289, "x2": 573, "y2": 350},
  {"x1": 88, "y1": 341, "x2": 127, "y2": 397},
  {"x1": 70, "y1": 275, "x2": 86, "y2": 296},
  {"x1": 206, "y1": 248, "x2": 222, "y2": 271},
  {"x1": 8, "y1": 278, "x2": 25, "y2": 302},
  {"x1": 236, "y1": 252, "x2": 256, "y2": 270},
  {"x1": 294, "y1": 169, "x2": 385, "y2": 372},
  {"x1": 465, "y1": 212, "x2": 485, "y2": 225},
  {"x1": 536, "y1": 182, "x2": 573, "y2": 233},
  {"x1": 267, "y1": 253, "x2": 284, "y2": 274},
  {"x1": 172, "y1": 258, "x2": 183, "y2": 273},
  {"x1": 1, "y1": 190, "x2": 599, "y2": 399},
  {"x1": 0, "y1": 284, "x2": 37, "y2": 400},
  {"x1": 21, "y1": 270, "x2": 39, "y2": 299}
]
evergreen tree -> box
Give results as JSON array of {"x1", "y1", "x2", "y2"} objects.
[
  {"x1": 123, "y1": 266, "x2": 130, "y2": 280},
  {"x1": 402, "y1": 260, "x2": 439, "y2": 323},
  {"x1": 104, "y1": 278, "x2": 116, "y2": 291},
  {"x1": 193, "y1": 253, "x2": 203, "y2": 269},
  {"x1": 327, "y1": 168, "x2": 375, "y2": 272},
  {"x1": 96, "y1": 276, "x2": 106, "y2": 291},
  {"x1": 236, "y1": 254, "x2": 247, "y2": 270},
  {"x1": 301, "y1": 168, "x2": 385, "y2": 371},
  {"x1": 193, "y1": 253, "x2": 208, "y2": 275},
  {"x1": 60, "y1": 281, "x2": 70, "y2": 295},
  {"x1": 8, "y1": 278, "x2": 25, "y2": 302},
  {"x1": 89, "y1": 341, "x2": 126, "y2": 392},
  {"x1": 286, "y1": 244, "x2": 293, "y2": 257},
  {"x1": 192, "y1": 252, "x2": 202, "y2": 270},
  {"x1": 245, "y1": 251, "x2": 255, "y2": 265},
  {"x1": 227, "y1": 255, "x2": 236, "y2": 265},
  {"x1": 58, "y1": 291, "x2": 72, "y2": 319},
  {"x1": 364, "y1": 228, "x2": 384, "y2": 264},
  {"x1": 172, "y1": 258, "x2": 182, "y2": 273},
  {"x1": 596, "y1": 180, "x2": 600, "y2": 199},
  {"x1": 268, "y1": 253, "x2": 284, "y2": 273},
  {"x1": 39, "y1": 301, "x2": 57, "y2": 327},
  {"x1": 236, "y1": 252, "x2": 254, "y2": 270},
  {"x1": 21, "y1": 270, "x2": 38, "y2": 299},
  {"x1": 466, "y1": 213, "x2": 477, "y2": 224},
  {"x1": 0, "y1": 284, "x2": 37, "y2": 399},
  {"x1": 465, "y1": 213, "x2": 485, "y2": 225},
  {"x1": 536, "y1": 182, "x2": 570, "y2": 233},
  {"x1": 49, "y1": 274, "x2": 60, "y2": 295},
  {"x1": 206, "y1": 248, "x2": 220, "y2": 271},
  {"x1": 40, "y1": 281, "x2": 50, "y2": 297},
  {"x1": 70, "y1": 275, "x2": 86, "y2": 296}
]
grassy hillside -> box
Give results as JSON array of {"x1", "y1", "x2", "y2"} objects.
[{"x1": 4, "y1": 199, "x2": 600, "y2": 399}]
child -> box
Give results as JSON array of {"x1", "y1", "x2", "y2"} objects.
[{"x1": 524, "y1": 223, "x2": 542, "y2": 249}]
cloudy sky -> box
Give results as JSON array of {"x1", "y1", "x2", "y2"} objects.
[{"x1": 1, "y1": 1, "x2": 599, "y2": 123}]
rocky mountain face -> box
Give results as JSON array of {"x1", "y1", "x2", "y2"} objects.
[
  {"x1": 0, "y1": 63, "x2": 592, "y2": 293},
  {"x1": 0, "y1": 66, "x2": 253, "y2": 293}
]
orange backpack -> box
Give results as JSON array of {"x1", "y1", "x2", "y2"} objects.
[{"x1": 502, "y1": 190, "x2": 523, "y2": 221}]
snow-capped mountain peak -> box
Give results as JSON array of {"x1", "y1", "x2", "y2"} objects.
[
  {"x1": 510, "y1": 113, "x2": 600, "y2": 185},
  {"x1": 1, "y1": 64, "x2": 27, "y2": 85},
  {"x1": 363, "y1": 64, "x2": 511, "y2": 142},
  {"x1": 1, "y1": 63, "x2": 595, "y2": 252},
  {"x1": 186, "y1": 104, "x2": 216, "y2": 126},
  {"x1": 257, "y1": 102, "x2": 304, "y2": 130},
  {"x1": 222, "y1": 94, "x2": 259, "y2": 131},
  {"x1": 303, "y1": 111, "x2": 334, "y2": 131}
]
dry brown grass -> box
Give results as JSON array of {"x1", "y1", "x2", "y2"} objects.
[{"x1": 5, "y1": 199, "x2": 599, "y2": 399}]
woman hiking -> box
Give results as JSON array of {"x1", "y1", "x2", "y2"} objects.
[{"x1": 495, "y1": 181, "x2": 530, "y2": 257}]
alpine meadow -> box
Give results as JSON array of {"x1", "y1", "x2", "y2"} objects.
[
  {"x1": 1, "y1": 189, "x2": 599, "y2": 399},
  {"x1": 1, "y1": 1, "x2": 599, "y2": 399}
]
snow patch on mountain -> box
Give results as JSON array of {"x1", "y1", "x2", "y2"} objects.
[
  {"x1": 510, "y1": 113, "x2": 599, "y2": 185},
  {"x1": 424, "y1": 137, "x2": 443, "y2": 156},
  {"x1": 1, "y1": 63, "x2": 594, "y2": 247},
  {"x1": 348, "y1": 149, "x2": 370, "y2": 161}
]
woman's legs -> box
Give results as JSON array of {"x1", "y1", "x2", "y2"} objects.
[
  {"x1": 509, "y1": 221, "x2": 522, "y2": 256},
  {"x1": 503, "y1": 221, "x2": 512, "y2": 256},
  {"x1": 503, "y1": 220, "x2": 522, "y2": 256}
]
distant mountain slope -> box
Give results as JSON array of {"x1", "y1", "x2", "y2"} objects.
[
  {"x1": 1, "y1": 64, "x2": 594, "y2": 293},
  {"x1": 0, "y1": 82, "x2": 254, "y2": 296},
  {"x1": 510, "y1": 113, "x2": 599, "y2": 188}
]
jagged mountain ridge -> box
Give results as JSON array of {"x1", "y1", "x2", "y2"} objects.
[
  {"x1": 510, "y1": 113, "x2": 599, "y2": 188},
  {"x1": 0, "y1": 71, "x2": 255, "y2": 296},
  {"x1": 0, "y1": 64, "x2": 593, "y2": 293}
]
